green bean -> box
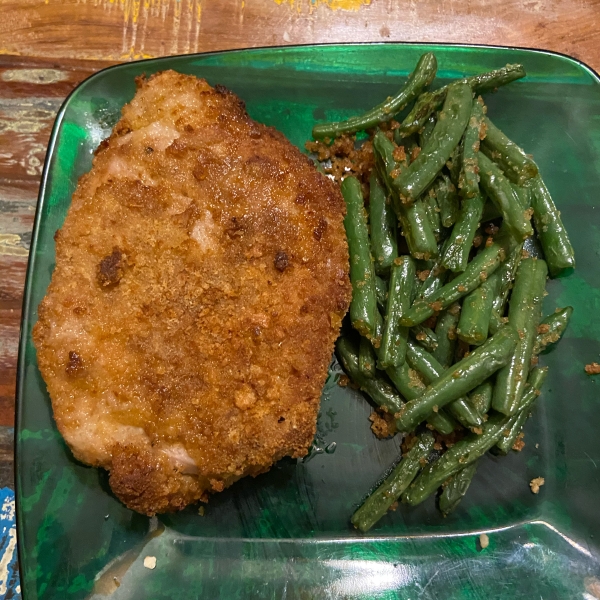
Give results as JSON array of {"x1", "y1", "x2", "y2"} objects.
[
  {"x1": 336, "y1": 337, "x2": 403, "y2": 414},
  {"x1": 413, "y1": 259, "x2": 434, "y2": 301},
  {"x1": 374, "y1": 309, "x2": 384, "y2": 346},
  {"x1": 373, "y1": 132, "x2": 438, "y2": 259},
  {"x1": 529, "y1": 174, "x2": 576, "y2": 276},
  {"x1": 405, "y1": 339, "x2": 446, "y2": 383},
  {"x1": 386, "y1": 361, "x2": 426, "y2": 401},
  {"x1": 447, "y1": 141, "x2": 463, "y2": 188},
  {"x1": 351, "y1": 431, "x2": 435, "y2": 532},
  {"x1": 467, "y1": 63, "x2": 527, "y2": 93},
  {"x1": 534, "y1": 306, "x2": 573, "y2": 354},
  {"x1": 398, "y1": 88, "x2": 447, "y2": 137},
  {"x1": 379, "y1": 257, "x2": 415, "y2": 369},
  {"x1": 469, "y1": 380, "x2": 493, "y2": 416},
  {"x1": 312, "y1": 53, "x2": 437, "y2": 139},
  {"x1": 341, "y1": 177, "x2": 380, "y2": 340},
  {"x1": 393, "y1": 82, "x2": 473, "y2": 202},
  {"x1": 424, "y1": 191, "x2": 442, "y2": 239},
  {"x1": 375, "y1": 275, "x2": 388, "y2": 312},
  {"x1": 415, "y1": 255, "x2": 448, "y2": 299},
  {"x1": 478, "y1": 152, "x2": 533, "y2": 241},
  {"x1": 494, "y1": 223, "x2": 524, "y2": 252},
  {"x1": 491, "y1": 308, "x2": 509, "y2": 334},
  {"x1": 442, "y1": 192, "x2": 486, "y2": 273},
  {"x1": 494, "y1": 238, "x2": 523, "y2": 300},
  {"x1": 435, "y1": 174, "x2": 460, "y2": 228},
  {"x1": 402, "y1": 409, "x2": 519, "y2": 506},
  {"x1": 396, "y1": 326, "x2": 518, "y2": 432},
  {"x1": 419, "y1": 114, "x2": 437, "y2": 147},
  {"x1": 496, "y1": 366, "x2": 548, "y2": 454},
  {"x1": 398, "y1": 64, "x2": 526, "y2": 136},
  {"x1": 480, "y1": 117, "x2": 538, "y2": 185},
  {"x1": 516, "y1": 365, "x2": 548, "y2": 412},
  {"x1": 457, "y1": 270, "x2": 500, "y2": 345},
  {"x1": 492, "y1": 258, "x2": 548, "y2": 415},
  {"x1": 439, "y1": 462, "x2": 478, "y2": 516},
  {"x1": 495, "y1": 412, "x2": 528, "y2": 455},
  {"x1": 369, "y1": 173, "x2": 398, "y2": 275},
  {"x1": 405, "y1": 340, "x2": 483, "y2": 428},
  {"x1": 385, "y1": 362, "x2": 456, "y2": 435},
  {"x1": 358, "y1": 336, "x2": 378, "y2": 379},
  {"x1": 426, "y1": 414, "x2": 457, "y2": 436},
  {"x1": 512, "y1": 183, "x2": 532, "y2": 210},
  {"x1": 432, "y1": 304, "x2": 460, "y2": 368},
  {"x1": 489, "y1": 241, "x2": 523, "y2": 330},
  {"x1": 458, "y1": 98, "x2": 485, "y2": 199},
  {"x1": 411, "y1": 324, "x2": 438, "y2": 353},
  {"x1": 400, "y1": 242, "x2": 506, "y2": 327}
]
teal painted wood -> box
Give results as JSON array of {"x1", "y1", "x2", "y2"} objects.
[
  {"x1": 16, "y1": 44, "x2": 600, "y2": 599},
  {"x1": 0, "y1": 486, "x2": 20, "y2": 600}
]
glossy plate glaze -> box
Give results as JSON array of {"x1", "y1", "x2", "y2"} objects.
[{"x1": 16, "y1": 44, "x2": 600, "y2": 599}]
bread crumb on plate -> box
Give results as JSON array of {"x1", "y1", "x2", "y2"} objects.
[
  {"x1": 369, "y1": 411, "x2": 397, "y2": 439},
  {"x1": 530, "y1": 477, "x2": 545, "y2": 494},
  {"x1": 512, "y1": 432, "x2": 525, "y2": 452}
]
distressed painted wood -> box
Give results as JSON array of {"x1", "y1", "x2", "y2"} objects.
[
  {"x1": 0, "y1": 485, "x2": 18, "y2": 598},
  {"x1": 0, "y1": 0, "x2": 599, "y2": 70}
]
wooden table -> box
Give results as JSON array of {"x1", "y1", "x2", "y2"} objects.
[{"x1": 0, "y1": 0, "x2": 599, "y2": 493}]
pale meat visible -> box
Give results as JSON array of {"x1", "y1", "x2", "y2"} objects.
[{"x1": 33, "y1": 71, "x2": 351, "y2": 516}]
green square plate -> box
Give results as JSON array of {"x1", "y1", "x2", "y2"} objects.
[{"x1": 16, "y1": 43, "x2": 600, "y2": 599}]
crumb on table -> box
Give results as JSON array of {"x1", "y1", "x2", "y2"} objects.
[
  {"x1": 585, "y1": 363, "x2": 600, "y2": 375},
  {"x1": 530, "y1": 477, "x2": 545, "y2": 494},
  {"x1": 479, "y1": 533, "x2": 489, "y2": 549},
  {"x1": 143, "y1": 556, "x2": 157, "y2": 570}
]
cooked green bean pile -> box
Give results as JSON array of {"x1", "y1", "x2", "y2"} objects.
[{"x1": 309, "y1": 52, "x2": 575, "y2": 532}]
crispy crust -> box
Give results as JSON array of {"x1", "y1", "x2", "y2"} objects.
[{"x1": 33, "y1": 71, "x2": 351, "y2": 515}]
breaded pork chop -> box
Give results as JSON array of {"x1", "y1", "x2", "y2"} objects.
[{"x1": 33, "y1": 71, "x2": 351, "y2": 515}]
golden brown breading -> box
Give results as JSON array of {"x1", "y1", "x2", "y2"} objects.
[{"x1": 33, "y1": 71, "x2": 351, "y2": 515}]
